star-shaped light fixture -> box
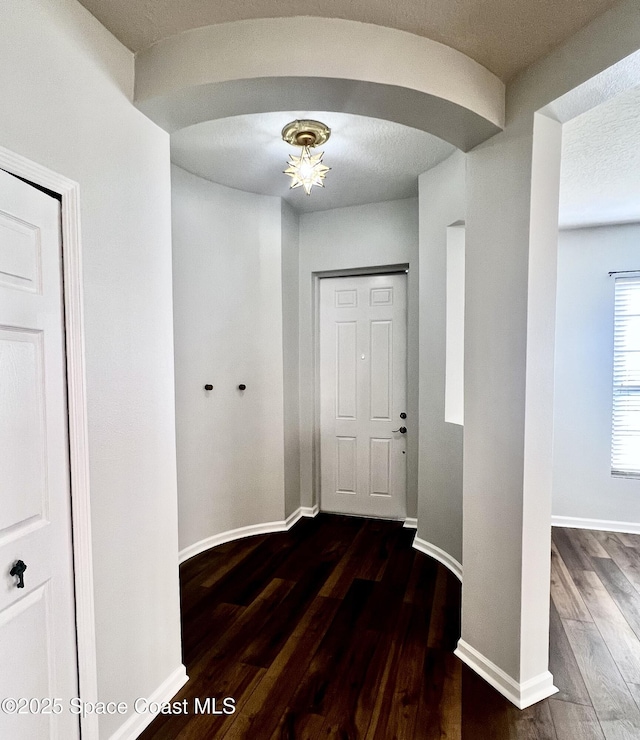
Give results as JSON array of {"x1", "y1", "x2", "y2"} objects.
[
  {"x1": 284, "y1": 147, "x2": 330, "y2": 195},
  {"x1": 282, "y1": 119, "x2": 331, "y2": 195}
]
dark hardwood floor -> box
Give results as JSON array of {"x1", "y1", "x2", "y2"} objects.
[{"x1": 139, "y1": 515, "x2": 640, "y2": 739}]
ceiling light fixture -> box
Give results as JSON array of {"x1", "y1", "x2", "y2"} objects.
[{"x1": 282, "y1": 119, "x2": 331, "y2": 195}]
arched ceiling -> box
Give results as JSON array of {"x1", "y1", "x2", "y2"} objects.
[
  {"x1": 77, "y1": 0, "x2": 619, "y2": 81},
  {"x1": 167, "y1": 82, "x2": 640, "y2": 224},
  {"x1": 171, "y1": 111, "x2": 456, "y2": 213},
  {"x1": 134, "y1": 19, "x2": 504, "y2": 151}
]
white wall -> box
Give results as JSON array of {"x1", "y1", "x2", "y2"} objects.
[
  {"x1": 418, "y1": 152, "x2": 466, "y2": 565},
  {"x1": 461, "y1": 0, "x2": 640, "y2": 703},
  {"x1": 553, "y1": 223, "x2": 640, "y2": 525},
  {"x1": 281, "y1": 201, "x2": 301, "y2": 518},
  {"x1": 298, "y1": 198, "x2": 419, "y2": 517},
  {"x1": 462, "y1": 93, "x2": 561, "y2": 700},
  {"x1": 0, "y1": 1, "x2": 182, "y2": 736},
  {"x1": 172, "y1": 166, "x2": 286, "y2": 554}
]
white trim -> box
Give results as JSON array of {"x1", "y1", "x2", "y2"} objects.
[
  {"x1": 285, "y1": 508, "x2": 304, "y2": 529},
  {"x1": 0, "y1": 146, "x2": 98, "y2": 739},
  {"x1": 454, "y1": 639, "x2": 558, "y2": 709},
  {"x1": 108, "y1": 664, "x2": 188, "y2": 740},
  {"x1": 412, "y1": 536, "x2": 463, "y2": 581},
  {"x1": 403, "y1": 517, "x2": 418, "y2": 529},
  {"x1": 179, "y1": 521, "x2": 289, "y2": 564},
  {"x1": 552, "y1": 515, "x2": 640, "y2": 535},
  {"x1": 179, "y1": 506, "x2": 318, "y2": 564},
  {"x1": 284, "y1": 504, "x2": 318, "y2": 528},
  {"x1": 312, "y1": 273, "x2": 322, "y2": 519}
]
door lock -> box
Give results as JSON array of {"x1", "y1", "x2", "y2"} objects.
[{"x1": 400, "y1": 412, "x2": 407, "y2": 419}]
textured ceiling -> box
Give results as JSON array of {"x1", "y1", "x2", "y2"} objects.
[
  {"x1": 76, "y1": 0, "x2": 619, "y2": 81},
  {"x1": 172, "y1": 91, "x2": 640, "y2": 220},
  {"x1": 171, "y1": 111, "x2": 455, "y2": 213},
  {"x1": 560, "y1": 87, "x2": 640, "y2": 229}
]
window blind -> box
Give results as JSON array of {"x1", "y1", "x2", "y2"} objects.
[{"x1": 612, "y1": 276, "x2": 640, "y2": 477}]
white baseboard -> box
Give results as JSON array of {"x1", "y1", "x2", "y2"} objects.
[
  {"x1": 108, "y1": 664, "x2": 188, "y2": 740},
  {"x1": 284, "y1": 504, "x2": 319, "y2": 529},
  {"x1": 285, "y1": 508, "x2": 303, "y2": 528},
  {"x1": 179, "y1": 505, "x2": 319, "y2": 564},
  {"x1": 403, "y1": 517, "x2": 418, "y2": 529},
  {"x1": 179, "y1": 520, "x2": 287, "y2": 564},
  {"x1": 412, "y1": 536, "x2": 463, "y2": 582},
  {"x1": 552, "y1": 515, "x2": 640, "y2": 535},
  {"x1": 454, "y1": 640, "x2": 558, "y2": 709}
]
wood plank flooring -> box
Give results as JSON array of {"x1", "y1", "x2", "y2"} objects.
[{"x1": 139, "y1": 516, "x2": 640, "y2": 739}]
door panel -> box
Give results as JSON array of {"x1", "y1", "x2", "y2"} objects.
[
  {"x1": 320, "y1": 274, "x2": 407, "y2": 519},
  {"x1": 336, "y1": 436, "x2": 357, "y2": 493},
  {"x1": 336, "y1": 322, "x2": 357, "y2": 419},
  {"x1": 369, "y1": 438, "x2": 391, "y2": 496},
  {"x1": 0, "y1": 329, "x2": 46, "y2": 534},
  {"x1": 0, "y1": 586, "x2": 53, "y2": 739},
  {"x1": 0, "y1": 170, "x2": 79, "y2": 739},
  {"x1": 370, "y1": 320, "x2": 392, "y2": 420},
  {"x1": 0, "y1": 208, "x2": 42, "y2": 293}
]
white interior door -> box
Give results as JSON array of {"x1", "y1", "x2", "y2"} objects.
[
  {"x1": 319, "y1": 273, "x2": 407, "y2": 519},
  {"x1": 0, "y1": 170, "x2": 79, "y2": 739}
]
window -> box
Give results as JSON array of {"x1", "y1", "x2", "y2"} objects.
[{"x1": 612, "y1": 275, "x2": 640, "y2": 477}]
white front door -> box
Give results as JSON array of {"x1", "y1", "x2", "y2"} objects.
[
  {"x1": 0, "y1": 170, "x2": 79, "y2": 739},
  {"x1": 319, "y1": 273, "x2": 407, "y2": 519}
]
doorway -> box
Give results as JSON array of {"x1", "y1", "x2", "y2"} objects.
[
  {"x1": 318, "y1": 273, "x2": 408, "y2": 519},
  {"x1": 0, "y1": 148, "x2": 97, "y2": 739},
  {"x1": 0, "y1": 168, "x2": 79, "y2": 737}
]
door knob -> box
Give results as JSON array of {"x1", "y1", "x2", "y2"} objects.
[
  {"x1": 392, "y1": 427, "x2": 407, "y2": 434},
  {"x1": 10, "y1": 560, "x2": 27, "y2": 589}
]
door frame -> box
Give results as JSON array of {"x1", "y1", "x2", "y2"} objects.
[
  {"x1": 312, "y1": 264, "x2": 411, "y2": 517},
  {"x1": 0, "y1": 146, "x2": 98, "y2": 739}
]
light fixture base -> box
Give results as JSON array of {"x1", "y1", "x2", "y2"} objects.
[{"x1": 282, "y1": 119, "x2": 331, "y2": 148}]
